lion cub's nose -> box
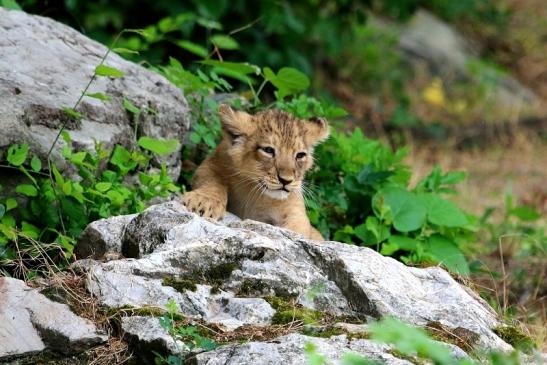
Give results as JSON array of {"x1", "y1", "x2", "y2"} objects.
[{"x1": 277, "y1": 175, "x2": 293, "y2": 186}]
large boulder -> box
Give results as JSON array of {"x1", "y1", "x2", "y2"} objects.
[
  {"x1": 72, "y1": 201, "x2": 514, "y2": 363},
  {"x1": 0, "y1": 8, "x2": 190, "y2": 176},
  {"x1": 0, "y1": 277, "x2": 107, "y2": 362}
]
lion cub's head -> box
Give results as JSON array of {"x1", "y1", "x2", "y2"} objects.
[{"x1": 218, "y1": 105, "x2": 330, "y2": 200}]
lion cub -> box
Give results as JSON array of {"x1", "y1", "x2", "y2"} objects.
[{"x1": 181, "y1": 105, "x2": 329, "y2": 240}]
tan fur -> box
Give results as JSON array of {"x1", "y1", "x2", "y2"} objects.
[{"x1": 181, "y1": 105, "x2": 329, "y2": 240}]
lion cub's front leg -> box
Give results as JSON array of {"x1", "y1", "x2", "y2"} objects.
[{"x1": 181, "y1": 159, "x2": 227, "y2": 219}]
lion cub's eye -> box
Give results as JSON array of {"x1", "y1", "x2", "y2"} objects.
[
  {"x1": 259, "y1": 146, "x2": 275, "y2": 156},
  {"x1": 296, "y1": 152, "x2": 307, "y2": 160}
]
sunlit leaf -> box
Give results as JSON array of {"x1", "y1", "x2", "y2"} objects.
[{"x1": 95, "y1": 64, "x2": 124, "y2": 78}]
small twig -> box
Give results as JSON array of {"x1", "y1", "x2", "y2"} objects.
[{"x1": 229, "y1": 16, "x2": 263, "y2": 35}]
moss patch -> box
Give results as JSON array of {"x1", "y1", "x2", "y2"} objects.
[
  {"x1": 238, "y1": 279, "x2": 268, "y2": 296},
  {"x1": 493, "y1": 325, "x2": 536, "y2": 353},
  {"x1": 265, "y1": 296, "x2": 324, "y2": 325},
  {"x1": 162, "y1": 277, "x2": 198, "y2": 293}
]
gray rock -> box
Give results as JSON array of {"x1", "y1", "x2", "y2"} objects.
[
  {"x1": 121, "y1": 316, "x2": 183, "y2": 363},
  {"x1": 192, "y1": 333, "x2": 413, "y2": 365},
  {"x1": 395, "y1": 10, "x2": 544, "y2": 121},
  {"x1": 75, "y1": 214, "x2": 137, "y2": 259},
  {"x1": 72, "y1": 201, "x2": 512, "y2": 358},
  {"x1": 0, "y1": 8, "x2": 190, "y2": 176},
  {"x1": 0, "y1": 277, "x2": 107, "y2": 361}
]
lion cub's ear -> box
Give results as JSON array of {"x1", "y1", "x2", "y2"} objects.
[
  {"x1": 218, "y1": 105, "x2": 255, "y2": 143},
  {"x1": 304, "y1": 117, "x2": 330, "y2": 146}
]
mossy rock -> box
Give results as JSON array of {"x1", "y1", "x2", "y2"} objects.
[
  {"x1": 265, "y1": 296, "x2": 324, "y2": 325},
  {"x1": 494, "y1": 325, "x2": 536, "y2": 353},
  {"x1": 162, "y1": 277, "x2": 198, "y2": 293}
]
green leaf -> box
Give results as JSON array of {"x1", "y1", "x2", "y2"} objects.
[
  {"x1": 112, "y1": 48, "x2": 140, "y2": 55},
  {"x1": 425, "y1": 235, "x2": 470, "y2": 275},
  {"x1": 421, "y1": 194, "x2": 468, "y2": 227},
  {"x1": 0, "y1": 204, "x2": 4, "y2": 219},
  {"x1": 1, "y1": 0, "x2": 21, "y2": 10},
  {"x1": 6, "y1": 144, "x2": 29, "y2": 166},
  {"x1": 110, "y1": 145, "x2": 136, "y2": 172},
  {"x1": 21, "y1": 221, "x2": 40, "y2": 240},
  {"x1": 123, "y1": 98, "x2": 140, "y2": 115},
  {"x1": 15, "y1": 184, "x2": 38, "y2": 197},
  {"x1": 30, "y1": 156, "x2": 41, "y2": 172},
  {"x1": 510, "y1": 206, "x2": 540, "y2": 221},
  {"x1": 137, "y1": 136, "x2": 180, "y2": 156},
  {"x1": 196, "y1": 17, "x2": 223, "y2": 30},
  {"x1": 62, "y1": 181, "x2": 72, "y2": 195},
  {"x1": 95, "y1": 64, "x2": 124, "y2": 78},
  {"x1": 200, "y1": 60, "x2": 260, "y2": 75},
  {"x1": 175, "y1": 40, "x2": 208, "y2": 58},
  {"x1": 61, "y1": 131, "x2": 72, "y2": 144},
  {"x1": 263, "y1": 67, "x2": 310, "y2": 98},
  {"x1": 373, "y1": 187, "x2": 427, "y2": 232},
  {"x1": 85, "y1": 92, "x2": 112, "y2": 101},
  {"x1": 210, "y1": 34, "x2": 239, "y2": 50},
  {"x1": 95, "y1": 182, "x2": 112, "y2": 193},
  {"x1": 5, "y1": 198, "x2": 17, "y2": 211}
]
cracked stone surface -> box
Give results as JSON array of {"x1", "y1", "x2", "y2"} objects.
[
  {"x1": 71, "y1": 201, "x2": 513, "y2": 363},
  {"x1": 0, "y1": 8, "x2": 190, "y2": 178},
  {"x1": 0, "y1": 277, "x2": 107, "y2": 361}
]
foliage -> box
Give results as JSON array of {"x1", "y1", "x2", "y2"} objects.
[
  {"x1": 155, "y1": 299, "x2": 216, "y2": 365},
  {"x1": 0, "y1": 137, "x2": 179, "y2": 276},
  {"x1": 301, "y1": 126, "x2": 474, "y2": 275}
]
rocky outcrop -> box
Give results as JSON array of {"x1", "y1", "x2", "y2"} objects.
[
  {"x1": 0, "y1": 277, "x2": 107, "y2": 362},
  {"x1": 71, "y1": 201, "x2": 514, "y2": 363},
  {"x1": 0, "y1": 8, "x2": 190, "y2": 177}
]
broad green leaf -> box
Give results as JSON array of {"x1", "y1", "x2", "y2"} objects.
[
  {"x1": 6, "y1": 144, "x2": 28, "y2": 166},
  {"x1": 70, "y1": 151, "x2": 87, "y2": 164},
  {"x1": 95, "y1": 64, "x2": 124, "y2": 78},
  {"x1": 200, "y1": 60, "x2": 260, "y2": 75},
  {"x1": 85, "y1": 92, "x2": 112, "y2": 101},
  {"x1": 210, "y1": 34, "x2": 239, "y2": 50},
  {"x1": 263, "y1": 67, "x2": 310, "y2": 98},
  {"x1": 123, "y1": 98, "x2": 140, "y2": 115},
  {"x1": 15, "y1": 184, "x2": 38, "y2": 197},
  {"x1": 95, "y1": 182, "x2": 112, "y2": 193},
  {"x1": 5, "y1": 198, "x2": 17, "y2": 211},
  {"x1": 510, "y1": 206, "x2": 540, "y2": 221},
  {"x1": 62, "y1": 181, "x2": 72, "y2": 195},
  {"x1": 425, "y1": 235, "x2": 470, "y2": 275},
  {"x1": 373, "y1": 187, "x2": 426, "y2": 232},
  {"x1": 110, "y1": 145, "x2": 136, "y2": 172},
  {"x1": 421, "y1": 194, "x2": 468, "y2": 227},
  {"x1": 30, "y1": 155, "x2": 41, "y2": 172},
  {"x1": 62, "y1": 107, "x2": 83, "y2": 120},
  {"x1": 137, "y1": 136, "x2": 180, "y2": 156},
  {"x1": 0, "y1": 205, "x2": 4, "y2": 219},
  {"x1": 175, "y1": 40, "x2": 208, "y2": 58},
  {"x1": 1, "y1": 0, "x2": 21, "y2": 10},
  {"x1": 21, "y1": 221, "x2": 40, "y2": 240}
]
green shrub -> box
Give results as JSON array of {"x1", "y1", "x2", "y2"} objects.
[{"x1": 0, "y1": 136, "x2": 179, "y2": 277}]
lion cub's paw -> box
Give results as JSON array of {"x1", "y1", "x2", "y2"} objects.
[{"x1": 181, "y1": 191, "x2": 225, "y2": 220}]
